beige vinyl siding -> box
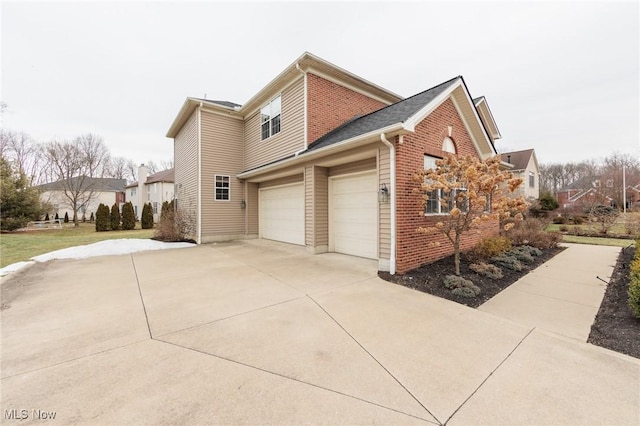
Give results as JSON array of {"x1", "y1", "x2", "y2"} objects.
[
  {"x1": 304, "y1": 166, "x2": 328, "y2": 247},
  {"x1": 246, "y1": 182, "x2": 259, "y2": 234},
  {"x1": 174, "y1": 111, "x2": 198, "y2": 238},
  {"x1": 200, "y1": 109, "x2": 245, "y2": 238},
  {"x1": 328, "y1": 158, "x2": 376, "y2": 177},
  {"x1": 378, "y1": 147, "x2": 391, "y2": 260},
  {"x1": 244, "y1": 77, "x2": 305, "y2": 171}
]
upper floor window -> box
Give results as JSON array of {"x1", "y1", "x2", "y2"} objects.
[
  {"x1": 261, "y1": 95, "x2": 281, "y2": 140},
  {"x1": 131, "y1": 188, "x2": 136, "y2": 196},
  {"x1": 442, "y1": 137, "x2": 456, "y2": 154},
  {"x1": 529, "y1": 171, "x2": 535, "y2": 188},
  {"x1": 215, "y1": 175, "x2": 230, "y2": 201}
]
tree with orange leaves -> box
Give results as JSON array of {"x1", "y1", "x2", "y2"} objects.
[{"x1": 413, "y1": 154, "x2": 528, "y2": 275}]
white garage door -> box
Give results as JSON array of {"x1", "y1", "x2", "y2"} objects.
[
  {"x1": 259, "y1": 183, "x2": 304, "y2": 245},
  {"x1": 330, "y1": 172, "x2": 378, "y2": 259}
]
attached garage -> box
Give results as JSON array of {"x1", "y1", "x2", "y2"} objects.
[
  {"x1": 259, "y1": 183, "x2": 305, "y2": 245},
  {"x1": 329, "y1": 171, "x2": 378, "y2": 259}
]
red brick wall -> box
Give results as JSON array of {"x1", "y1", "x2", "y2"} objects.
[
  {"x1": 307, "y1": 73, "x2": 387, "y2": 145},
  {"x1": 395, "y1": 98, "x2": 500, "y2": 273}
]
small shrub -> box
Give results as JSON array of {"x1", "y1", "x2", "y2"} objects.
[
  {"x1": 506, "y1": 218, "x2": 561, "y2": 249},
  {"x1": 491, "y1": 253, "x2": 524, "y2": 271},
  {"x1": 443, "y1": 274, "x2": 481, "y2": 298},
  {"x1": 473, "y1": 236, "x2": 512, "y2": 259},
  {"x1": 44, "y1": 212, "x2": 50, "y2": 221},
  {"x1": 625, "y1": 220, "x2": 640, "y2": 238},
  {"x1": 64, "y1": 212, "x2": 69, "y2": 223},
  {"x1": 110, "y1": 203, "x2": 121, "y2": 231},
  {"x1": 141, "y1": 203, "x2": 154, "y2": 229},
  {"x1": 55, "y1": 212, "x2": 59, "y2": 220},
  {"x1": 552, "y1": 216, "x2": 565, "y2": 224},
  {"x1": 559, "y1": 225, "x2": 569, "y2": 233},
  {"x1": 90, "y1": 211, "x2": 94, "y2": 222},
  {"x1": 95, "y1": 203, "x2": 110, "y2": 232},
  {"x1": 121, "y1": 202, "x2": 136, "y2": 230},
  {"x1": 628, "y1": 242, "x2": 640, "y2": 318},
  {"x1": 573, "y1": 216, "x2": 585, "y2": 225},
  {"x1": 469, "y1": 262, "x2": 503, "y2": 279}
]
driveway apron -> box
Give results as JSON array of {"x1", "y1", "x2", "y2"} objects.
[{"x1": 1, "y1": 240, "x2": 638, "y2": 425}]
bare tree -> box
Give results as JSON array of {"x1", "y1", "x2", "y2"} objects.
[
  {"x1": 0, "y1": 129, "x2": 46, "y2": 184},
  {"x1": 42, "y1": 134, "x2": 111, "y2": 227},
  {"x1": 159, "y1": 159, "x2": 174, "y2": 170},
  {"x1": 106, "y1": 156, "x2": 137, "y2": 183}
]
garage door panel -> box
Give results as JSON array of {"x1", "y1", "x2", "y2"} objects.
[
  {"x1": 330, "y1": 172, "x2": 377, "y2": 259},
  {"x1": 260, "y1": 184, "x2": 304, "y2": 246}
]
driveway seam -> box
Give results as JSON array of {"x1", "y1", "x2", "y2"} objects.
[
  {"x1": 154, "y1": 296, "x2": 306, "y2": 339},
  {"x1": 307, "y1": 295, "x2": 442, "y2": 425},
  {"x1": 156, "y1": 337, "x2": 437, "y2": 425},
  {"x1": 443, "y1": 327, "x2": 536, "y2": 425},
  {"x1": 0, "y1": 338, "x2": 150, "y2": 380},
  {"x1": 130, "y1": 254, "x2": 153, "y2": 339}
]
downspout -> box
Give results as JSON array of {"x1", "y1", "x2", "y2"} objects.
[
  {"x1": 380, "y1": 133, "x2": 396, "y2": 275},
  {"x1": 197, "y1": 102, "x2": 203, "y2": 244},
  {"x1": 294, "y1": 63, "x2": 307, "y2": 156}
]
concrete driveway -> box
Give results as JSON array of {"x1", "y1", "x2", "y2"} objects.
[{"x1": 1, "y1": 240, "x2": 638, "y2": 425}]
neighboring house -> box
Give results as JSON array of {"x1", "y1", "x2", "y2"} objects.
[
  {"x1": 125, "y1": 165, "x2": 175, "y2": 221},
  {"x1": 557, "y1": 176, "x2": 613, "y2": 209},
  {"x1": 501, "y1": 149, "x2": 540, "y2": 200},
  {"x1": 167, "y1": 52, "x2": 503, "y2": 274},
  {"x1": 38, "y1": 176, "x2": 126, "y2": 220}
]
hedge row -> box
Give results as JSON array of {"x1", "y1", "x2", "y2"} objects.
[{"x1": 628, "y1": 241, "x2": 640, "y2": 318}]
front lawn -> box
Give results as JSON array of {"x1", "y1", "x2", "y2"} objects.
[
  {"x1": 561, "y1": 235, "x2": 635, "y2": 247},
  {"x1": 0, "y1": 223, "x2": 154, "y2": 267}
]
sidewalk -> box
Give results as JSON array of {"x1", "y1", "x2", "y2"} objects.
[{"x1": 479, "y1": 243, "x2": 622, "y2": 341}]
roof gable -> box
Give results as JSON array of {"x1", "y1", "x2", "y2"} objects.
[
  {"x1": 473, "y1": 96, "x2": 501, "y2": 140},
  {"x1": 501, "y1": 149, "x2": 536, "y2": 170}
]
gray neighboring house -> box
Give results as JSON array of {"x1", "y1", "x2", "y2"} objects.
[
  {"x1": 125, "y1": 165, "x2": 175, "y2": 221},
  {"x1": 38, "y1": 176, "x2": 127, "y2": 220},
  {"x1": 501, "y1": 149, "x2": 540, "y2": 200}
]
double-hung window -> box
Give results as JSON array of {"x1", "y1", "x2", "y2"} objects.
[
  {"x1": 529, "y1": 171, "x2": 535, "y2": 188},
  {"x1": 424, "y1": 155, "x2": 468, "y2": 215},
  {"x1": 261, "y1": 95, "x2": 281, "y2": 140},
  {"x1": 215, "y1": 175, "x2": 230, "y2": 201}
]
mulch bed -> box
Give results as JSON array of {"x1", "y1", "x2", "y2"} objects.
[
  {"x1": 588, "y1": 245, "x2": 640, "y2": 359},
  {"x1": 379, "y1": 246, "x2": 565, "y2": 308}
]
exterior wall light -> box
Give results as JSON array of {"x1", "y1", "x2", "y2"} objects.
[
  {"x1": 240, "y1": 200, "x2": 247, "y2": 209},
  {"x1": 379, "y1": 183, "x2": 389, "y2": 203}
]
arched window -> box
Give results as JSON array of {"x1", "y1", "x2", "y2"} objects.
[{"x1": 442, "y1": 137, "x2": 456, "y2": 154}]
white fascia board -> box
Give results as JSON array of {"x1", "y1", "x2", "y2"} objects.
[
  {"x1": 403, "y1": 79, "x2": 462, "y2": 131},
  {"x1": 237, "y1": 122, "x2": 406, "y2": 180},
  {"x1": 166, "y1": 98, "x2": 196, "y2": 138}
]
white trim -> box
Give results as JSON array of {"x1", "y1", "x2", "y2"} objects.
[
  {"x1": 260, "y1": 94, "x2": 282, "y2": 141},
  {"x1": 450, "y1": 96, "x2": 487, "y2": 159},
  {"x1": 380, "y1": 133, "x2": 396, "y2": 274},
  {"x1": 237, "y1": 122, "x2": 406, "y2": 179},
  {"x1": 197, "y1": 104, "x2": 202, "y2": 244},
  {"x1": 214, "y1": 174, "x2": 231, "y2": 201},
  {"x1": 453, "y1": 84, "x2": 497, "y2": 157},
  {"x1": 303, "y1": 71, "x2": 308, "y2": 149}
]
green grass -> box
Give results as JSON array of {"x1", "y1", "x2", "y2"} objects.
[
  {"x1": 0, "y1": 223, "x2": 154, "y2": 268},
  {"x1": 560, "y1": 234, "x2": 635, "y2": 247}
]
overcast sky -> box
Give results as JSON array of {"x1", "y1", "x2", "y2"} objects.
[{"x1": 2, "y1": 1, "x2": 638, "y2": 168}]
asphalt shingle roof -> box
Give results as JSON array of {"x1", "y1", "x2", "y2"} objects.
[
  {"x1": 37, "y1": 177, "x2": 127, "y2": 192},
  {"x1": 304, "y1": 76, "x2": 461, "y2": 152},
  {"x1": 501, "y1": 149, "x2": 534, "y2": 170}
]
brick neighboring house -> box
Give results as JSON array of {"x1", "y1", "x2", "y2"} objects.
[
  {"x1": 557, "y1": 176, "x2": 614, "y2": 209},
  {"x1": 167, "y1": 52, "x2": 503, "y2": 274},
  {"x1": 125, "y1": 165, "x2": 175, "y2": 221},
  {"x1": 38, "y1": 176, "x2": 126, "y2": 221},
  {"x1": 500, "y1": 149, "x2": 540, "y2": 201}
]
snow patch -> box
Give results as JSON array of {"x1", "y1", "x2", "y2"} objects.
[{"x1": 0, "y1": 239, "x2": 195, "y2": 277}]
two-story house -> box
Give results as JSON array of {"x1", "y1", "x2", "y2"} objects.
[
  {"x1": 125, "y1": 164, "x2": 175, "y2": 221},
  {"x1": 501, "y1": 149, "x2": 540, "y2": 201},
  {"x1": 38, "y1": 177, "x2": 126, "y2": 221},
  {"x1": 167, "y1": 52, "x2": 502, "y2": 274}
]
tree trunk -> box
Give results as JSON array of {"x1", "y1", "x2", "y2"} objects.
[{"x1": 454, "y1": 236, "x2": 461, "y2": 276}]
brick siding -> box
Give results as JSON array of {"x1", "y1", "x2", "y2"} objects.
[
  {"x1": 307, "y1": 73, "x2": 387, "y2": 144},
  {"x1": 395, "y1": 98, "x2": 500, "y2": 273}
]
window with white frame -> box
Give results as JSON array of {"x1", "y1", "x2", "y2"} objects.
[
  {"x1": 529, "y1": 171, "x2": 535, "y2": 188},
  {"x1": 215, "y1": 175, "x2": 230, "y2": 201},
  {"x1": 423, "y1": 155, "x2": 468, "y2": 214},
  {"x1": 131, "y1": 188, "x2": 136, "y2": 197},
  {"x1": 442, "y1": 137, "x2": 456, "y2": 154},
  {"x1": 153, "y1": 202, "x2": 158, "y2": 214},
  {"x1": 261, "y1": 95, "x2": 281, "y2": 140}
]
